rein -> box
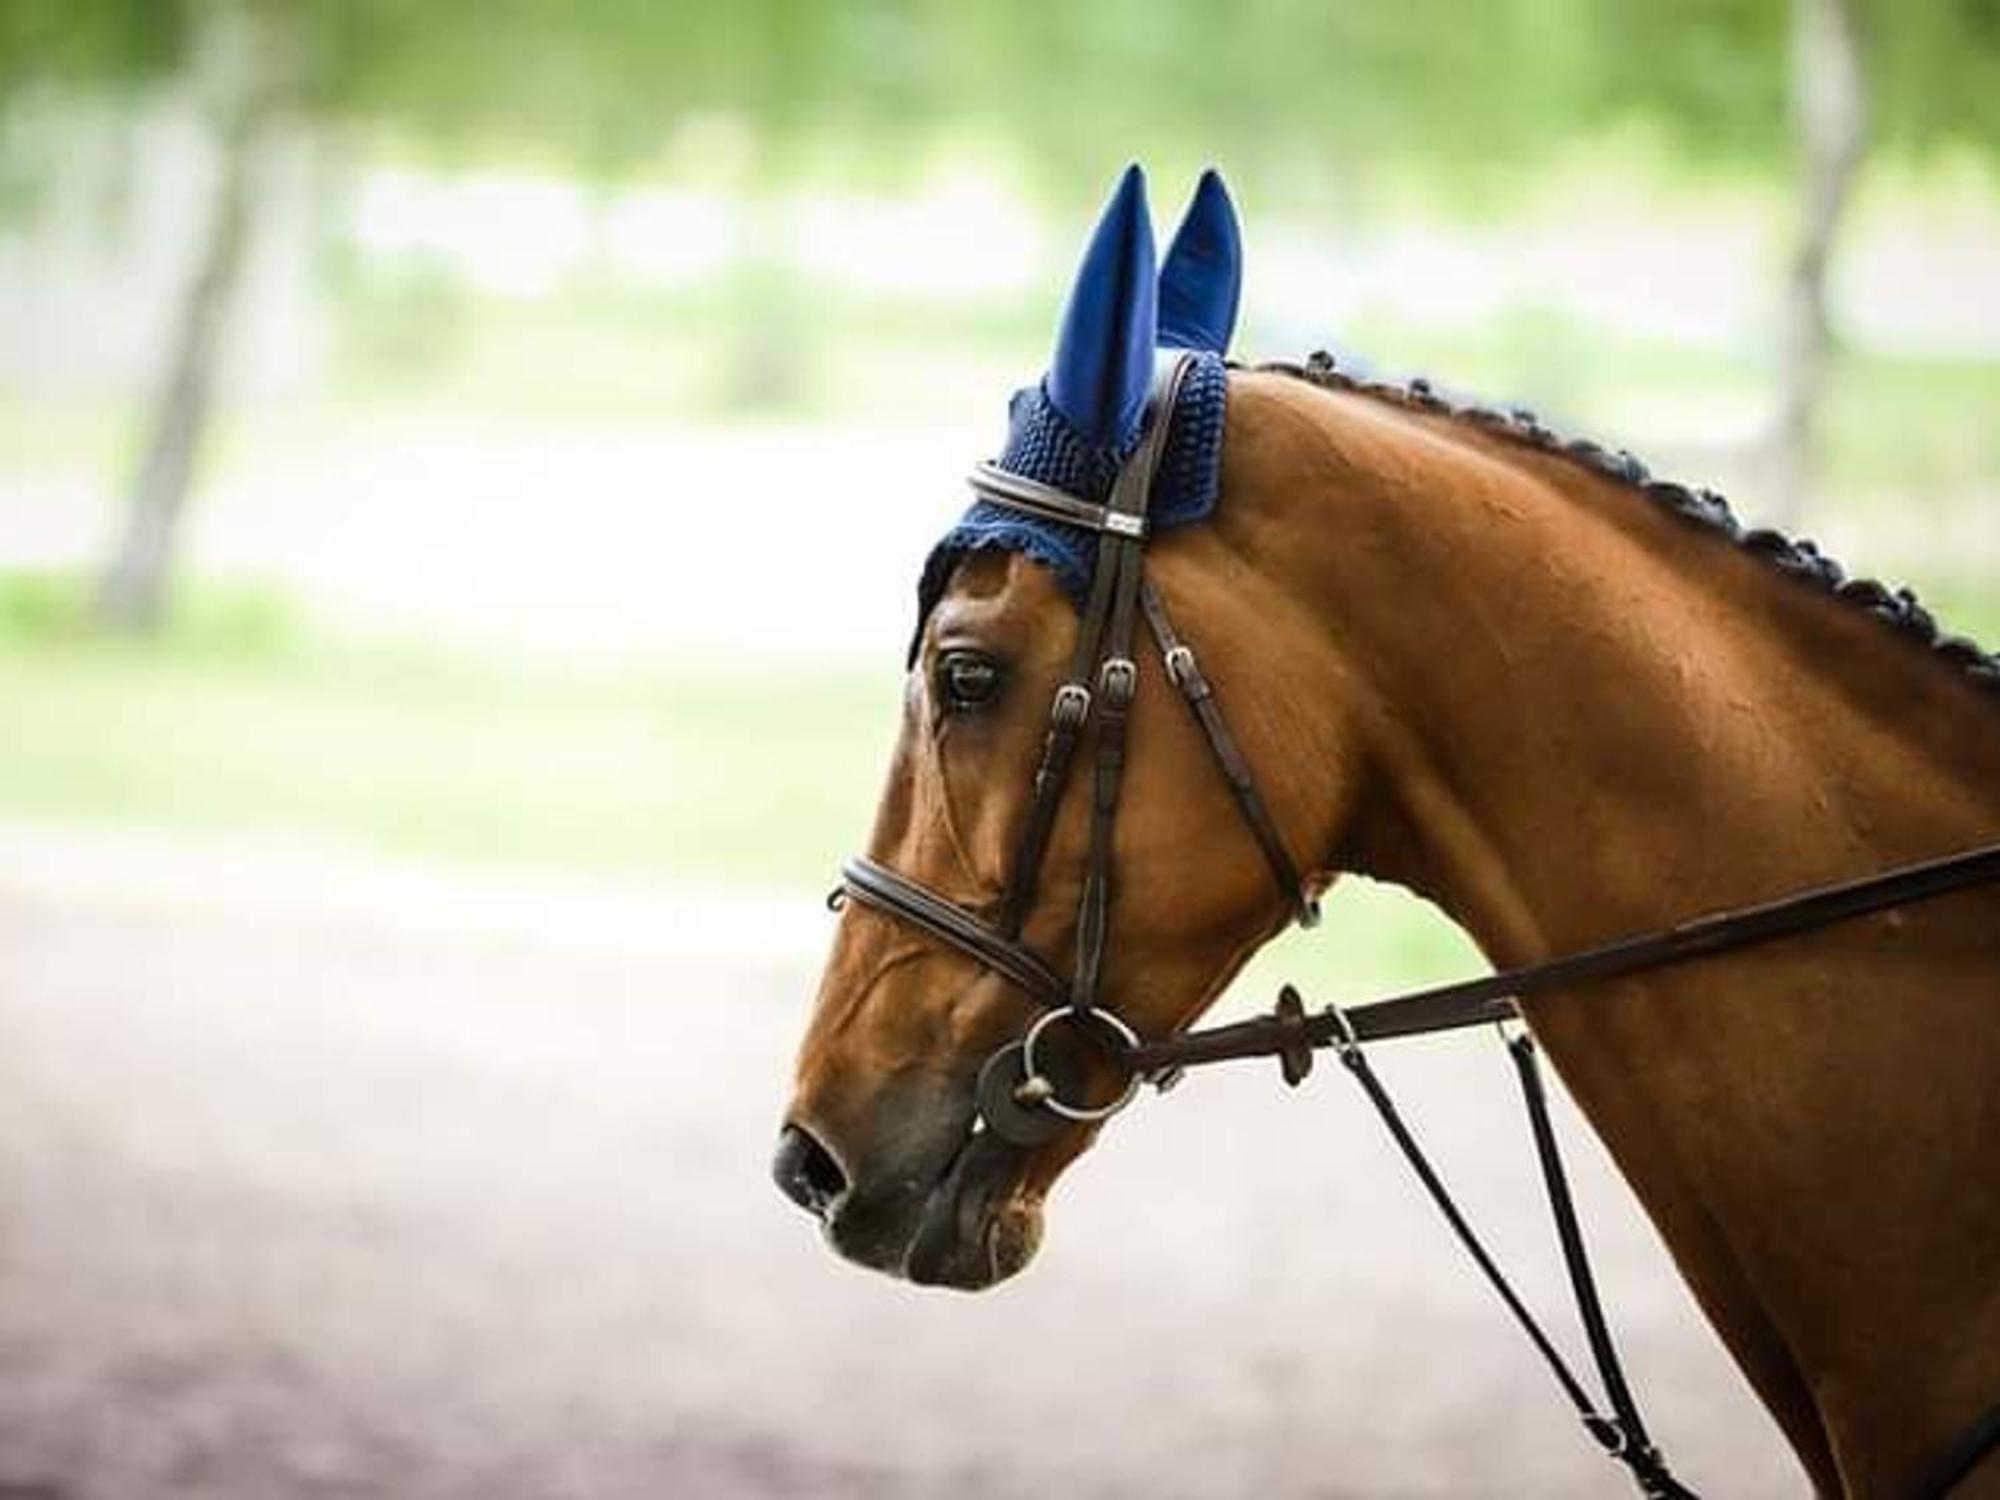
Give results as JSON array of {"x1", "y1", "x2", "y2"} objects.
[
  {"x1": 1129, "y1": 839, "x2": 2000, "y2": 1079},
  {"x1": 834, "y1": 358, "x2": 2000, "y2": 1498}
]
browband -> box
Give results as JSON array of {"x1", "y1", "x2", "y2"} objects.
[{"x1": 967, "y1": 461, "x2": 1150, "y2": 538}]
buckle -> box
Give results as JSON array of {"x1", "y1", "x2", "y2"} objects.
[
  {"x1": 1051, "y1": 683, "x2": 1091, "y2": 729},
  {"x1": 1582, "y1": 1415, "x2": 1627, "y2": 1458},
  {"x1": 1098, "y1": 657, "x2": 1137, "y2": 706},
  {"x1": 1163, "y1": 643, "x2": 1210, "y2": 698},
  {"x1": 1324, "y1": 997, "x2": 1363, "y2": 1067},
  {"x1": 1102, "y1": 511, "x2": 1146, "y2": 539}
]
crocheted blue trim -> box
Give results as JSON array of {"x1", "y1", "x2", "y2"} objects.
[{"x1": 916, "y1": 350, "x2": 1228, "y2": 627}]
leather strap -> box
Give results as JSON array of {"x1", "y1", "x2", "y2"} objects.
[
  {"x1": 990, "y1": 374, "x2": 1187, "y2": 938},
  {"x1": 845, "y1": 356, "x2": 1200, "y2": 1020},
  {"x1": 1508, "y1": 1034, "x2": 1698, "y2": 1498},
  {"x1": 994, "y1": 533, "x2": 1119, "y2": 937},
  {"x1": 1126, "y1": 838, "x2": 2000, "y2": 1075},
  {"x1": 1909, "y1": 1398, "x2": 2000, "y2": 1500},
  {"x1": 967, "y1": 462, "x2": 1148, "y2": 537},
  {"x1": 840, "y1": 855, "x2": 1066, "y2": 1005},
  {"x1": 852, "y1": 354, "x2": 1334, "y2": 1034},
  {"x1": 1069, "y1": 356, "x2": 1193, "y2": 1012},
  {"x1": 1141, "y1": 579, "x2": 1320, "y2": 929},
  {"x1": 1328, "y1": 1017, "x2": 1697, "y2": 1496}
]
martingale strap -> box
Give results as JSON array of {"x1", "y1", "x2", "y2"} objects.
[
  {"x1": 1322, "y1": 1007, "x2": 1697, "y2": 1498},
  {"x1": 1114, "y1": 838, "x2": 2000, "y2": 1497}
]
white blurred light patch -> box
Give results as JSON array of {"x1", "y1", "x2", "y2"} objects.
[
  {"x1": 794, "y1": 179, "x2": 1044, "y2": 298},
  {"x1": 355, "y1": 168, "x2": 592, "y2": 296},
  {"x1": 353, "y1": 167, "x2": 1045, "y2": 301},
  {"x1": 600, "y1": 190, "x2": 734, "y2": 287}
]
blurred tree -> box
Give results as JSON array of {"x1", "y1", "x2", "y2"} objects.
[
  {"x1": 99, "y1": 0, "x2": 298, "y2": 630},
  {"x1": 1773, "y1": 0, "x2": 1868, "y2": 526},
  {"x1": 0, "y1": 0, "x2": 262, "y2": 630},
  {"x1": 2, "y1": 0, "x2": 889, "y2": 626},
  {"x1": 1580, "y1": 0, "x2": 2000, "y2": 521},
  {"x1": 0, "y1": 0, "x2": 766, "y2": 629},
  {"x1": 0, "y1": 0, "x2": 184, "y2": 96}
]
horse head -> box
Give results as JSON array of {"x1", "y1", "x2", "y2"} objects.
[{"x1": 773, "y1": 167, "x2": 1359, "y2": 1288}]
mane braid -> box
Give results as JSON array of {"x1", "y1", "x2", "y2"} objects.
[{"x1": 1261, "y1": 351, "x2": 2000, "y2": 698}]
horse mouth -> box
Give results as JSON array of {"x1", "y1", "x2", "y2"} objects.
[
  {"x1": 803, "y1": 1076, "x2": 1052, "y2": 1290},
  {"x1": 899, "y1": 1127, "x2": 1044, "y2": 1290}
]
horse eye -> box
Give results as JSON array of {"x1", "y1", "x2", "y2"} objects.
[{"x1": 937, "y1": 650, "x2": 1003, "y2": 712}]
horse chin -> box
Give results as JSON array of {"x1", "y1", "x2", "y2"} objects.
[{"x1": 901, "y1": 1129, "x2": 1044, "y2": 1290}]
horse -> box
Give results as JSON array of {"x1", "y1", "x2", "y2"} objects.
[{"x1": 772, "y1": 165, "x2": 2000, "y2": 1498}]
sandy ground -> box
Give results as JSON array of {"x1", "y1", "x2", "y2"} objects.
[{"x1": 0, "y1": 828, "x2": 1801, "y2": 1498}]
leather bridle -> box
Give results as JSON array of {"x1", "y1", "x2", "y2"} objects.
[
  {"x1": 830, "y1": 352, "x2": 2000, "y2": 1499},
  {"x1": 839, "y1": 351, "x2": 1317, "y2": 1141}
]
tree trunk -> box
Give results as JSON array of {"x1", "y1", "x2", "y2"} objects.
[
  {"x1": 1768, "y1": 0, "x2": 1868, "y2": 528},
  {"x1": 96, "y1": 3, "x2": 294, "y2": 633}
]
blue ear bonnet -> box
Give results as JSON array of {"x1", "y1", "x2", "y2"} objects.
[
  {"x1": 915, "y1": 166, "x2": 1239, "y2": 629},
  {"x1": 915, "y1": 355, "x2": 1228, "y2": 622}
]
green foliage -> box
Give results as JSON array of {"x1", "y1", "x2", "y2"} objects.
[
  {"x1": 1577, "y1": 0, "x2": 1790, "y2": 161},
  {"x1": 1862, "y1": 0, "x2": 2000, "y2": 155},
  {"x1": 0, "y1": 568, "x2": 85, "y2": 636},
  {"x1": 333, "y1": 257, "x2": 475, "y2": 387},
  {"x1": 1575, "y1": 0, "x2": 2000, "y2": 164},
  {"x1": 0, "y1": 0, "x2": 185, "y2": 95},
  {"x1": 0, "y1": 569, "x2": 302, "y2": 654},
  {"x1": 0, "y1": 604, "x2": 901, "y2": 887},
  {"x1": 6, "y1": 0, "x2": 2000, "y2": 199}
]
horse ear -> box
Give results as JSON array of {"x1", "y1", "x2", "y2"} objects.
[
  {"x1": 1158, "y1": 169, "x2": 1242, "y2": 354},
  {"x1": 1046, "y1": 164, "x2": 1158, "y2": 447}
]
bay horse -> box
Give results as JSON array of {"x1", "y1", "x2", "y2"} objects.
[{"x1": 773, "y1": 166, "x2": 2000, "y2": 1498}]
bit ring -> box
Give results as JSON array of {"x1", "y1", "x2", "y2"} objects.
[{"x1": 1020, "y1": 1007, "x2": 1143, "y2": 1122}]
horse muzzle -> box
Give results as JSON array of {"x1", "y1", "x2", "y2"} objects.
[{"x1": 771, "y1": 1112, "x2": 1043, "y2": 1290}]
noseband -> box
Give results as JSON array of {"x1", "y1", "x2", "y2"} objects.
[{"x1": 838, "y1": 352, "x2": 1317, "y2": 1143}]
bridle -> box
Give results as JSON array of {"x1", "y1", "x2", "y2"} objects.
[
  {"x1": 831, "y1": 353, "x2": 2000, "y2": 1499},
  {"x1": 839, "y1": 351, "x2": 1318, "y2": 1142}
]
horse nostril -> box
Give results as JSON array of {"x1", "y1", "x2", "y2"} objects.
[{"x1": 772, "y1": 1123, "x2": 849, "y2": 1219}]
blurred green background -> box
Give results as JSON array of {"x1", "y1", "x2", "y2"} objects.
[
  {"x1": 4, "y1": 7, "x2": 2000, "y2": 1496},
  {"x1": 2, "y1": 0, "x2": 1998, "y2": 983}
]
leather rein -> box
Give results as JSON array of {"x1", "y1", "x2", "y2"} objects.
[{"x1": 833, "y1": 355, "x2": 2000, "y2": 1498}]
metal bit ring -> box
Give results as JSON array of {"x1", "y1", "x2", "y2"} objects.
[{"x1": 1019, "y1": 1007, "x2": 1143, "y2": 1122}]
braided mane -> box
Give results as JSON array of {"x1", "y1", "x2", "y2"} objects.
[{"x1": 1264, "y1": 351, "x2": 2000, "y2": 697}]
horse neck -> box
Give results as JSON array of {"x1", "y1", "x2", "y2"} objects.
[
  {"x1": 1223, "y1": 371, "x2": 2000, "y2": 1494},
  {"x1": 1226, "y1": 373, "x2": 2000, "y2": 958}
]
